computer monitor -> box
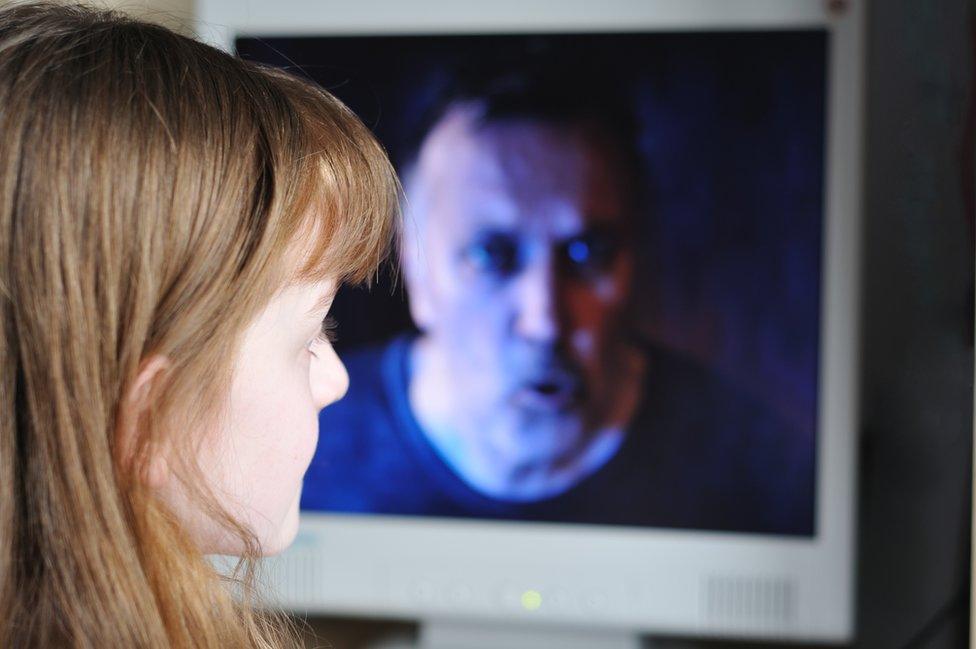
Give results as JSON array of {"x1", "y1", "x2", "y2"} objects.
[{"x1": 197, "y1": 2, "x2": 864, "y2": 646}]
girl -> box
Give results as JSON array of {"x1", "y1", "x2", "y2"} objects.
[{"x1": 0, "y1": 3, "x2": 399, "y2": 646}]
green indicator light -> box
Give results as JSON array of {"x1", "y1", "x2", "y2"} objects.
[{"x1": 521, "y1": 589, "x2": 543, "y2": 611}]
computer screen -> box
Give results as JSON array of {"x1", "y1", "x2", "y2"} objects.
[
  {"x1": 200, "y1": 1, "x2": 862, "y2": 644},
  {"x1": 238, "y1": 30, "x2": 823, "y2": 537}
]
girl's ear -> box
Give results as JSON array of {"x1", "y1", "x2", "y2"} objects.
[{"x1": 116, "y1": 354, "x2": 172, "y2": 488}]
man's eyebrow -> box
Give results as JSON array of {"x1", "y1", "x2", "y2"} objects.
[{"x1": 470, "y1": 225, "x2": 518, "y2": 238}]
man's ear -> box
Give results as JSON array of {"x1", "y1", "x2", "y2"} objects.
[
  {"x1": 403, "y1": 250, "x2": 433, "y2": 331},
  {"x1": 401, "y1": 217, "x2": 437, "y2": 332},
  {"x1": 116, "y1": 354, "x2": 172, "y2": 489},
  {"x1": 399, "y1": 170, "x2": 437, "y2": 332}
]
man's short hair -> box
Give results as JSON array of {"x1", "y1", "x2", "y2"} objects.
[{"x1": 399, "y1": 50, "x2": 645, "y2": 218}]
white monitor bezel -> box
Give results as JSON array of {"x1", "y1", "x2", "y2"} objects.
[{"x1": 197, "y1": 1, "x2": 864, "y2": 641}]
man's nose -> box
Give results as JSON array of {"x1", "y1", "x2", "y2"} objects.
[{"x1": 512, "y1": 256, "x2": 560, "y2": 344}]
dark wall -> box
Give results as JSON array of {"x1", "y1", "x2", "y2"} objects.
[
  {"x1": 852, "y1": 0, "x2": 973, "y2": 647},
  {"x1": 298, "y1": 2, "x2": 975, "y2": 647}
]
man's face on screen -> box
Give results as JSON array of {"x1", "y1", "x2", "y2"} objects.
[{"x1": 404, "y1": 106, "x2": 637, "y2": 485}]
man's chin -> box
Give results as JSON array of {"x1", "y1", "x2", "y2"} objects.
[
  {"x1": 491, "y1": 426, "x2": 584, "y2": 465},
  {"x1": 498, "y1": 407, "x2": 586, "y2": 435}
]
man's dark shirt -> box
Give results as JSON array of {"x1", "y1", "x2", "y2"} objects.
[{"x1": 302, "y1": 335, "x2": 815, "y2": 536}]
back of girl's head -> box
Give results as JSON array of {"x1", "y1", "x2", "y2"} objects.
[{"x1": 0, "y1": 3, "x2": 398, "y2": 646}]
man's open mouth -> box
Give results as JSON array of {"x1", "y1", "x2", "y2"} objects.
[{"x1": 513, "y1": 374, "x2": 583, "y2": 412}]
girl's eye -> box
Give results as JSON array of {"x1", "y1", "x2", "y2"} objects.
[{"x1": 314, "y1": 316, "x2": 338, "y2": 346}]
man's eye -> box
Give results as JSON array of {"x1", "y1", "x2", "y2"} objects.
[
  {"x1": 462, "y1": 234, "x2": 520, "y2": 276},
  {"x1": 559, "y1": 232, "x2": 620, "y2": 277}
]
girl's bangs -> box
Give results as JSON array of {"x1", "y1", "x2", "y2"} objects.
[{"x1": 286, "y1": 81, "x2": 401, "y2": 287}]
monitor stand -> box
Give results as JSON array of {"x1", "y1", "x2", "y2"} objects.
[{"x1": 373, "y1": 620, "x2": 645, "y2": 649}]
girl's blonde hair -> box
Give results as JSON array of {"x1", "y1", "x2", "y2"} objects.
[{"x1": 0, "y1": 3, "x2": 399, "y2": 647}]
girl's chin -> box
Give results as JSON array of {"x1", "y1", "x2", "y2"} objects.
[{"x1": 259, "y1": 494, "x2": 303, "y2": 557}]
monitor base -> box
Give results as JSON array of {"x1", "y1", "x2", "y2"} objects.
[{"x1": 372, "y1": 620, "x2": 645, "y2": 649}]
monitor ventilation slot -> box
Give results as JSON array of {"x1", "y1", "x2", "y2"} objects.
[{"x1": 702, "y1": 575, "x2": 796, "y2": 630}]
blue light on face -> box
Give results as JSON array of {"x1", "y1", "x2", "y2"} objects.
[{"x1": 566, "y1": 239, "x2": 592, "y2": 265}]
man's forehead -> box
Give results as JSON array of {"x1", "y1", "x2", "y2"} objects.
[{"x1": 413, "y1": 107, "x2": 629, "y2": 235}]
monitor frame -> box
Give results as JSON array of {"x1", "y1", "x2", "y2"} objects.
[{"x1": 196, "y1": 1, "x2": 864, "y2": 642}]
